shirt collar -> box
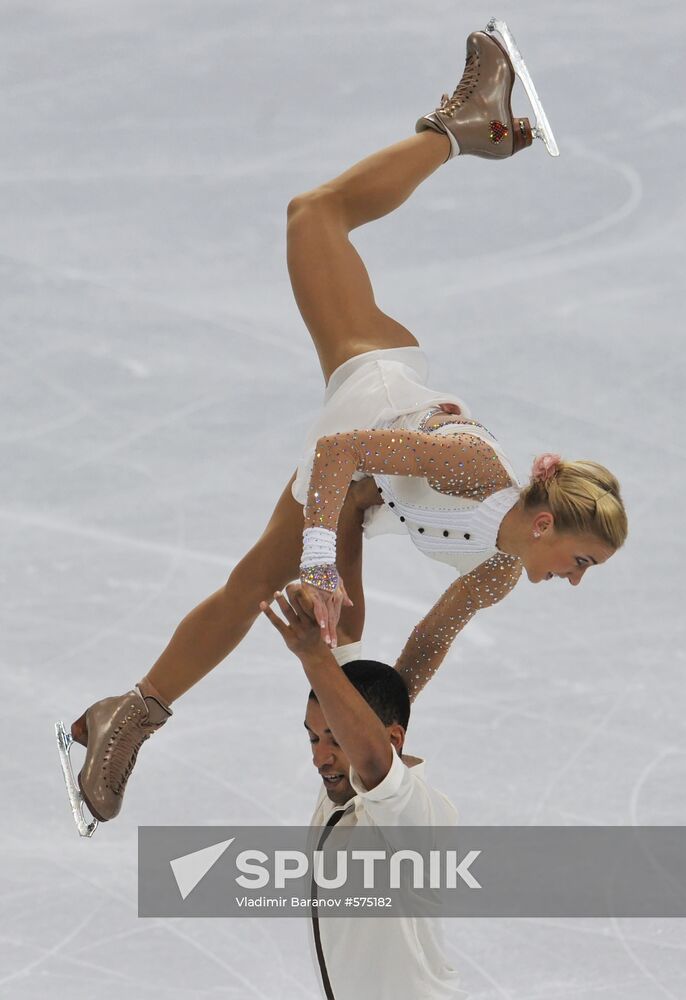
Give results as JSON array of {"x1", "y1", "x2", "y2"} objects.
[{"x1": 316, "y1": 754, "x2": 426, "y2": 822}]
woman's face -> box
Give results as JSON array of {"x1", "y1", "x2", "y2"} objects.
[{"x1": 523, "y1": 523, "x2": 615, "y2": 586}]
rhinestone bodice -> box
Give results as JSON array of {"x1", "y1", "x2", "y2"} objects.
[
  {"x1": 363, "y1": 407, "x2": 519, "y2": 572},
  {"x1": 304, "y1": 392, "x2": 521, "y2": 577},
  {"x1": 372, "y1": 475, "x2": 520, "y2": 572}
]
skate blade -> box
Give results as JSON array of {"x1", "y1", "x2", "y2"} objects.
[
  {"x1": 485, "y1": 17, "x2": 559, "y2": 157},
  {"x1": 55, "y1": 721, "x2": 98, "y2": 838}
]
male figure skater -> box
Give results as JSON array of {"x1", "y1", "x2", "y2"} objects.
[{"x1": 261, "y1": 590, "x2": 467, "y2": 1000}]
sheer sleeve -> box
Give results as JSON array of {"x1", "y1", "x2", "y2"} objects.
[
  {"x1": 394, "y1": 553, "x2": 522, "y2": 701},
  {"x1": 304, "y1": 428, "x2": 513, "y2": 531}
]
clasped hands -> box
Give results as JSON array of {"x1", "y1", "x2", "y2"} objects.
[
  {"x1": 289, "y1": 475, "x2": 382, "y2": 647},
  {"x1": 260, "y1": 582, "x2": 343, "y2": 657}
]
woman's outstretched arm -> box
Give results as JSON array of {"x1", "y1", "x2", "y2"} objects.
[
  {"x1": 394, "y1": 553, "x2": 522, "y2": 701},
  {"x1": 299, "y1": 427, "x2": 513, "y2": 643},
  {"x1": 304, "y1": 428, "x2": 512, "y2": 532}
]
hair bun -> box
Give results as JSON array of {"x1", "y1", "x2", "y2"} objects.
[{"x1": 531, "y1": 453, "x2": 562, "y2": 484}]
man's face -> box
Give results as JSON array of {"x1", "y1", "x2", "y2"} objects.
[{"x1": 305, "y1": 698, "x2": 356, "y2": 806}]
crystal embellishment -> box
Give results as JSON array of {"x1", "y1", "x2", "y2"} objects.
[{"x1": 489, "y1": 120, "x2": 509, "y2": 143}]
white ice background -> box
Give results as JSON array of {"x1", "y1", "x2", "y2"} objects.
[{"x1": 0, "y1": 1, "x2": 685, "y2": 997}]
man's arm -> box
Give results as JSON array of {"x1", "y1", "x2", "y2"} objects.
[
  {"x1": 395, "y1": 553, "x2": 522, "y2": 701},
  {"x1": 261, "y1": 593, "x2": 393, "y2": 791}
]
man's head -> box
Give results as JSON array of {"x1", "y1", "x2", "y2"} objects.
[{"x1": 304, "y1": 660, "x2": 411, "y2": 805}]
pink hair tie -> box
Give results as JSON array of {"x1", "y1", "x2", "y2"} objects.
[{"x1": 531, "y1": 453, "x2": 562, "y2": 484}]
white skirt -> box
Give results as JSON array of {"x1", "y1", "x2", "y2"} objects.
[{"x1": 291, "y1": 346, "x2": 471, "y2": 536}]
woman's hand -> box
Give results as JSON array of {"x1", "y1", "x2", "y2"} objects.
[{"x1": 299, "y1": 577, "x2": 353, "y2": 649}]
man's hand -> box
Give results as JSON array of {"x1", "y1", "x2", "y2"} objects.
[
  {"x1": 284, "y1": 581, "x2": 317, "y2": 620},
  {"x1": 260, "y1": 590, "x2": 331, "y2": 660},
  {"x1": 262, "y1": 589, "x2": 392, "y2": 792},
  {"x1": 299, "y1": 577, "x2": 352, "y2": 649},
  {"x1": 349, "y1": 476, "x2": 384, "y2": 512}
]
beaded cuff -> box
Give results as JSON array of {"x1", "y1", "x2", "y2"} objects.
[{"x1": 300, "y1": 563, "x2": 339, "y2": 593}]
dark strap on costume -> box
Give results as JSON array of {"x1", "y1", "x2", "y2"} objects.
[{"x1": 312, "y1": 809, "x2": 345, "y2": 999}]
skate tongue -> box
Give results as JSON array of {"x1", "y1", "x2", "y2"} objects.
[
  {"x1": 141, "y1": 694, "x2": 173, "y2": 725},
  {"x1": 134, "y1": 683, "x2": 173, "y2": 722}
]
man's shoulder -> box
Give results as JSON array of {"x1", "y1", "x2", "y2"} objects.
[
  {"x1": 401, "y1": 756, "x2": 459, "y2": 824},
  {"x1": 353, "y1": 750, "x2": 459, "y2": 826}
]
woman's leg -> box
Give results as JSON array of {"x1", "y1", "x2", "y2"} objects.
[
  {"x1": 142, "y1": 474, "x2": 302, "y2": 703},
  {"x1": 144, "y1": 132, "x2": 452, "y2": 702},
  {"x1": 287, "y1": 131, "x2": 450, "y2": 383},
  {"x1": 71, "y1": 476, "x2": 367, "y2": 824},
  {"x1": 142, "y1": 474, "x2": 366, "y2": 703}
]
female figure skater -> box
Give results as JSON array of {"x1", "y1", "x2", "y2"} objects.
[{"x1": 56, "y1": 22, "x2": 627, "y2": 836}]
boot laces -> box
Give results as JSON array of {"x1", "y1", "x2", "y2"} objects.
[
  {"x1": 104, "y1": 710, "x2": 160, "y2": 796},
  {"x1": 439, "y1": 52, "x2": 479, "y2": 116}
]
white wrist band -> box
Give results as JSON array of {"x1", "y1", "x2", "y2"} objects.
[{"x1": 301, "y1": 526, "x2": 337, "y2": 568}]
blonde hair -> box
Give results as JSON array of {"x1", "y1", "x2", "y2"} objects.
[{"x1": 521, "y1": 460, "x2": 628, "y2": 550}]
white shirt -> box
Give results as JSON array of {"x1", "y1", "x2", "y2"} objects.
[{"x1": 309, "y1": 751, "x2": 468, "y2": 1000}]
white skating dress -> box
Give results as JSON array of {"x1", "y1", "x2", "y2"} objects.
[
  {"x1": 293, "y1": 347, "x2": 523, "y2": 697},
  {"x1": 293, "y1": 345, "x2": 521, "y2": 576}
]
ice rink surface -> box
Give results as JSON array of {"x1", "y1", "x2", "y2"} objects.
[{"x1": 1, "y1": 0, "x2": 685, "y2": 996}]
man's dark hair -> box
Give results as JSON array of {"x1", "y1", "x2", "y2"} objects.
[{"x1": 309, "y1": 660, "x2": 410, "y2": 730}]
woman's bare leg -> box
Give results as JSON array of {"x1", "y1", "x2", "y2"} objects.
[
  {"x1": 143, "y1": 474, "x2": 302, "y2": 703},
  {"x1": 78, "y1": 137, "x2": 447, "y2": 709},
  {"x1": 287, "y1": 131, "x2": 450, "y2": 382},
  {"x1": 140, "y1": 134, "x2": 450, "y2": 703},
  {"x1": 143, "y1": 475, "x2": 366, "y2": 704}
]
